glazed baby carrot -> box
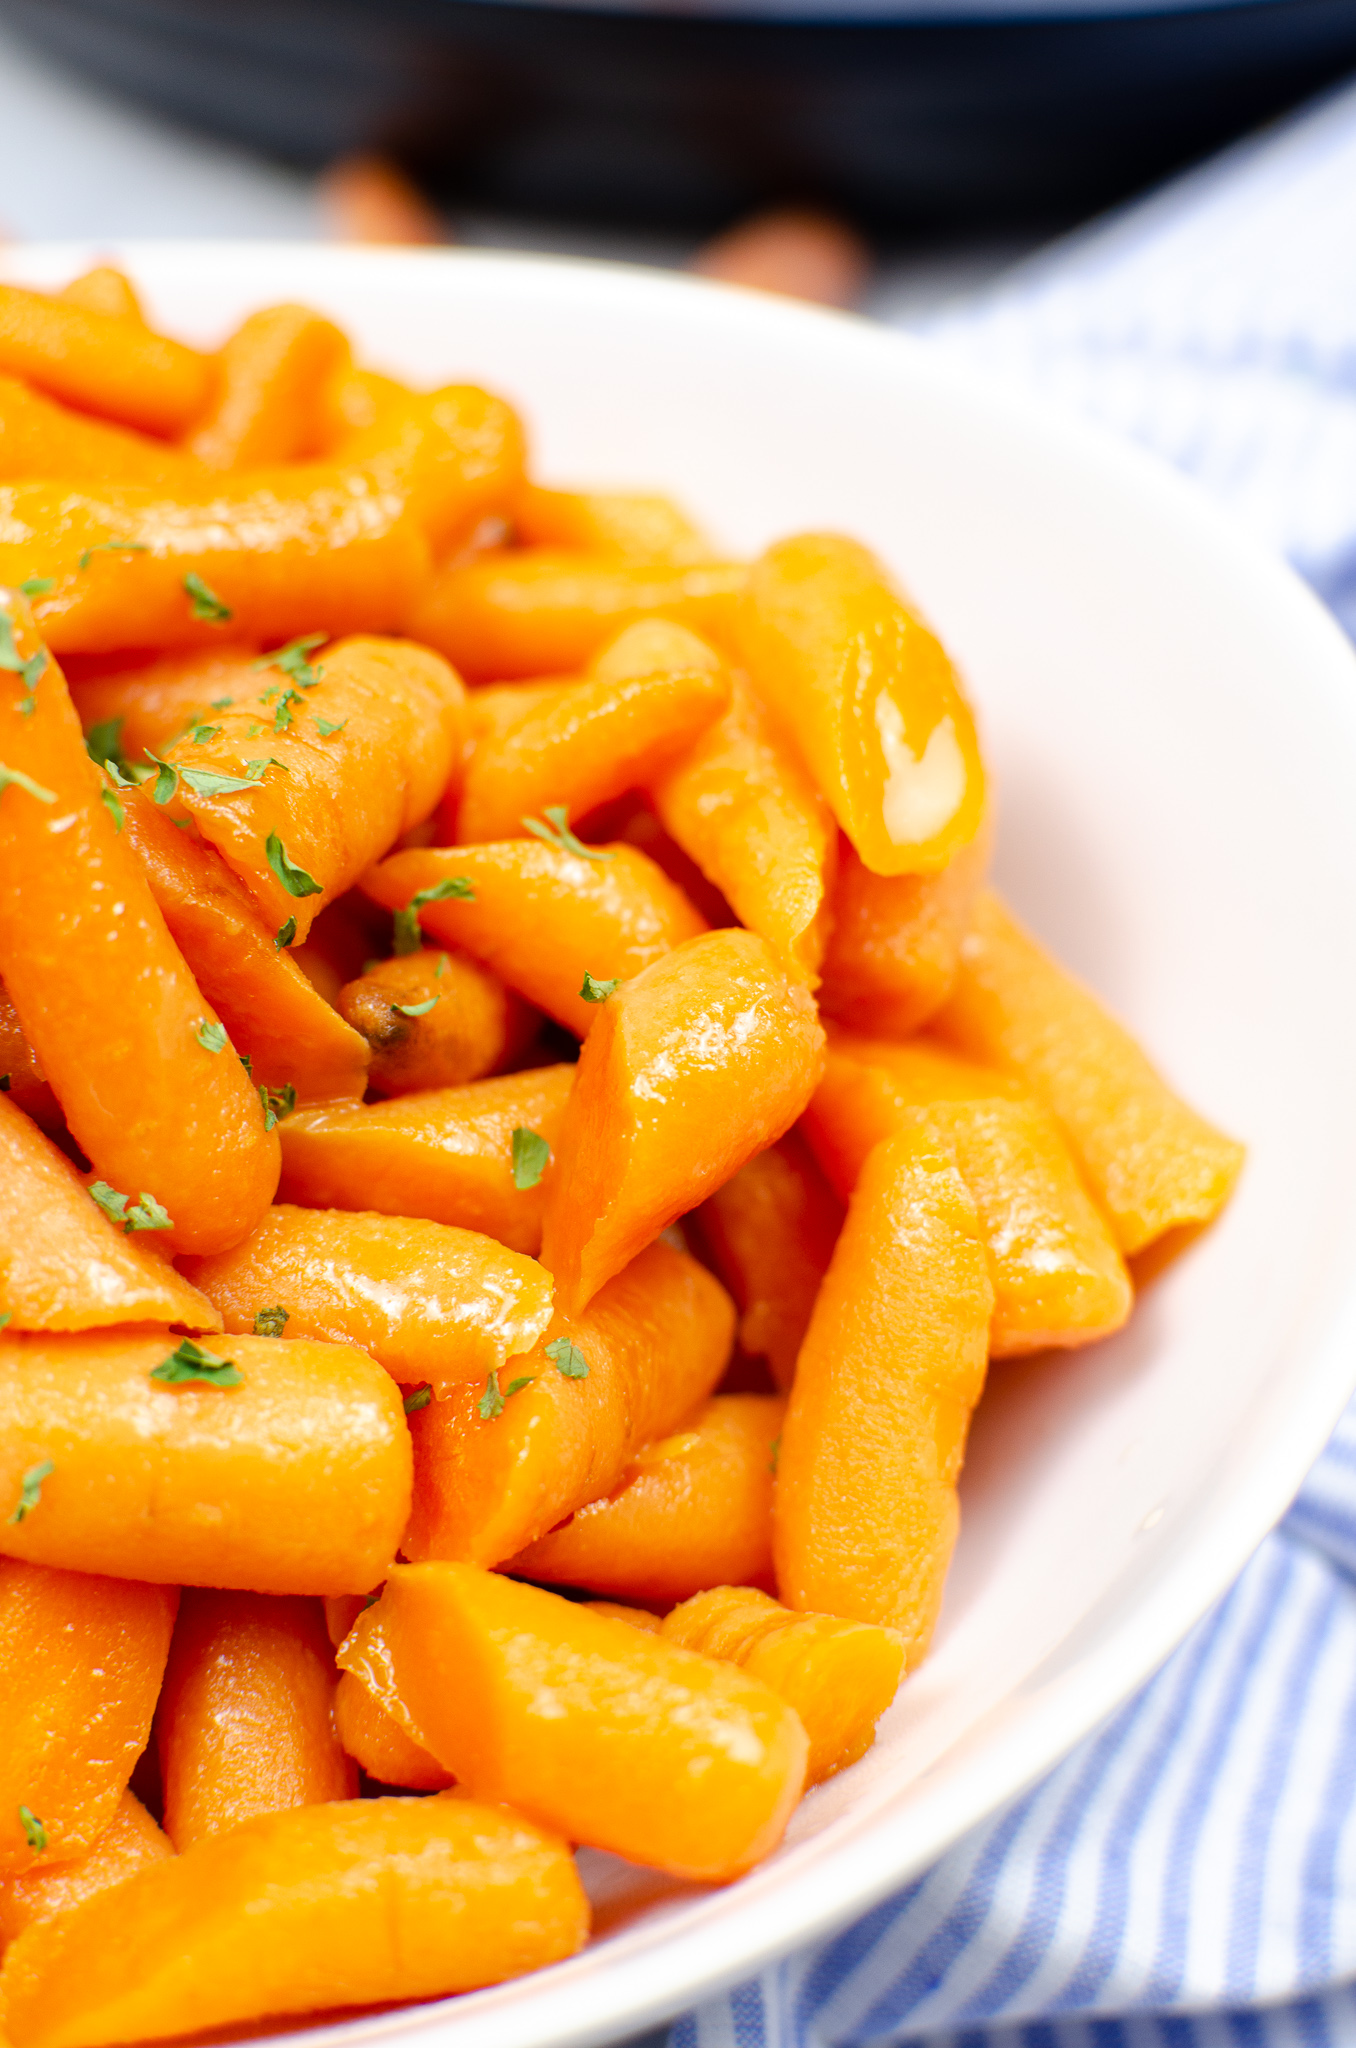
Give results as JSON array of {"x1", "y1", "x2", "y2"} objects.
[
  {"x1": 161, "y1": 635, "x2": 465, "y2": 944},
  {"x1": 819, "y1": 815, "x2": 992, "y2": 1035},
  {"x1": 404, "y1": 548, "x2": 747, "y2": 679},
  {"x1": 932, "y1": 889, "x2": 1245, "y2": 1254},
  {"x1": 120, "y1": 787, "x2": 369, "y2": 1108},
  {"x1": 336, "y1": 384, "x2": 526, "y2": 553},
  {"x1": 0, "y1": 1559, "x2": 177, "y2": 1876},
  {"x1": 0, "y1": 595, "x2": 279, "y2": 1255},
  {"x1": 510, "y1": 1392, "x2": 783, "y2": 1603},
  {"x1": 157, "y1": 1592, "x2": 357, "y2": 1849},
  {"x1": 312, "y1": 365, "x2": 415, "y2": 450},
  {"x1": 512, "y1": 483, "x2": 717, "y2": 563},
  {"x1": 453, "y1": 661, "x2": 730, "y2": 843},
  {"x1": 337, "y1": 948, "x2": 532, "y2": 1093},
  {"x1": 0, "y1": 281, "x2": 212, "y2": 435},
  {"x1": 0, "y1": 1796, "x2": 589, "y2": 2048},
  {"x1": 404, "y1": 1237, "x2": 734, "y2": 1565},
  {"x1": 737, "y1": 533, "x2": 986, "y2": 876},
  {"x1": 0, "y1": 1330, "x2": 411, "y2": 1594},
  {"x1": 339, "y1": 1564, "x2": 807, "y2": 1881},
  {"x1": 0, "y1": 1791, "x2": 171, "y2": 1945},
  {"x1": 774, "y1": 1122, "x2": 994, "y2": 1655},
  {"x1": 185, "y1": 305, "x2": 350, "y2": 469},
  {"x1": 57, "y1": 268, "x2": 145, "y2": 321},
  {"x1": 803, "y1": 1028, "x2": 1132, "y2": 1355},
  {"x1": 540, "y1": 927, "x2": 826, "y2": 1314},
  {"x1": 362, "y1": 840, "x2": 707, "y2": 1038},
  {"x1": 71, "y1": 647, "x2": 264, "y2": 763},
  {"x1": 332, "y1": 1672, "x2": 454, "y2": 1791},
  {"x1": 660, "y1": 1586, "x2": 904, "y2": 1785},
  {"x1": 693, "y1": 1131, "x2": 843, "y2": 1389},
  {"x1": 0, "y1": 378, "x2": 208, "y2": 488},
  {"x1": 633, "y1": 625, "x2": 838, "y2": 982},
  {"x1": 0, "y1": 1093, "x2": 221, "y2": 1334},
  {"x1": 183, "y1": 1205, "x2": 554, "y2": 1397},
  {"x1": 278, "y1": 1066, "x2": 574, "y2": 1254}
]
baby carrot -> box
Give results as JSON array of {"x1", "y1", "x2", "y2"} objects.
[
  {"x1": 0, "y1": 1560, "x2": 178, "y2": 1876},
  {"x1": 0, "y1": 594, "x2": 279, "y2": 1255},
  {"x1": 403, "y1": 1236, "x2": 734, "y2": 1565},
  {"x1": 57, "y1": 269, "x2": 145, "y2": 321},
  {"x1": 71, "y1": 647, "x2": 264, "y2": 763},
  {"x1": 0, "y1": 377, "x2": 208, "y2": 488},
  {"x1": 183, "y1": 1204, "x2": 554, "y2": 1397},
  {"x1": 0, "y1": 1093, "x2": 220, "y2": 1334},
  {"x1": 337, "y1": 948, "x2": 532, "y2": 1094},
  {"x1": 157, "y1": 1592, "x2": 356, "y2": 1849},
  {"x1": 512, "y1": 483, "x2": 717, "y2": 563},
  {"x1": 0, "y1": 1329, "x2": 411, "y2": 1595},
  {"x1": 332, "y1": 1671, "x2": 454, "y2": 1790},
  {"x1": 0, "y1": 281, "x2": 212, "y2": 435},
  {"x1": 161, "y1": 635, "x2": 465, "y2": 944},
  {"x1": 0, "y1": 1791, "x2": 171, "y2": 1945},
  {"x1": 361, "y1": 840, "x2": 707, "y2": 1037},
  {"x1": 737, "y1": 533, "x2": 986, "y2": 876},
  {"x1": 932, "y1": 889, "x2": 1246, "y2": 1254},
  {"x1": 185, "y1": 306, "x2": 350, "y2": 469},
  {"x1": 405, "y1": 548, "x2": 747, "y2": 679},
  {"x1": 540, "y1": 927, "x2": 826, "y2": 1314},
  {"x1": 819, "y1": 815, "x2": 992, "y2": 1034},
  {"x1": 277, "y1": 1066, "x2": 574, "y2": 1254}
]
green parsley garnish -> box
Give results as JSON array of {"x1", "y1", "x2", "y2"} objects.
[
  {"x1": 391, "y1": 996, "x2": 439, "y2": 1019},
  {"x1": 0, "y1": 610, "x2": 47, "y2": 706},
  {"x1": 151, "y1": 1338, "x2": 242, "y2": 1388},
  {"x1": 188, "y1": 724, "x2": 220, "y2": 746},
  {"x1": 183, "y1": 572, "x2": 232, "y2": 623},
  {"x1": 522, "y1": 805, "x2": 615, "y2": 862},
  {"x1": 392, "y1": 874, "x2": 474, "y2": 955},
  {"x1": 511, "y1": 1127, "x2": 551, "y2": 1190},
  {"x1": 271, "y1": 688, "x2": 304, "y2": 733},
  {"x1": 478, "y1": 1370, "x2": 506, "y2": 1421},
  {"x1": 505, "y1": 1375, "x2": 535, "y2": 1397},
  {"x1": 545, "y1": 1338, "x2": 590, "y2": 1380},
  {"x1": 403, "y1": 1384, "x2": 433, "y2": 1415},
  {"x1": 259, "y1": 1082, "x2": 297, "y2": 1131},
  {"x1": 0, "y1": 1311, "x2": 10, "y2": 1329},
  {"x1": 100, "y1": 785, "x2": 125, "y2": 833},
  {"x1": 8, "y1": 1460, "x2": 54, "y2": 1526},
  {"x1": 19, "y1": 576, "x2": 53, "y2": 599},
  {"x1": 18, "y1": 1806, "x2": 47, "y2": 1851},
  {"x1": 143, "y1": 751, "x2": 179, "y2": 805},
  {"x1": 85, "y1": 717, "x2": 128, "y2": 772},
  {"x1": 314, "y1": 716, "x2": 346, "y2": 738},
  {"x1": 210, "y1": 696, "x2": 234, "y2": 710},
  {"x1": 580, "y1": 972, "x2": 620, "y2": 1004},
  {"x1": 253, "y1": 1305, "x2": 290, "y2": 1337},
  {"x1": 179, "y1": 763, "x2": 274, "y2": 798},
  {"x1": 275, "y1": 916, "x2": 297, "y2": 950},
  {"x1": 78, "y1": 541, "x2": 149, "y2": 571},
  {"x1": 768, "y1": 1433, "x2": 781, "y2": 1476},
  {"x1": 265, "y1": 832, "x2": 322, "y2": 899},
  {"x1": 0, "y1": 765, "x2": 56, "y2": 806},
  {"x1": 253, "y1": 635, "x2": 326, "y2": 690},
  {"x1": 88, "y1": 1182, "x2": 172, "y2": 1234},
  {"x1": 195, "y1": 1019, "x2": 228, "y2": 1054}
]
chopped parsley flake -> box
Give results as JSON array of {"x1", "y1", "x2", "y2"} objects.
[
  {"x1": 151, "y1": 1338, "x2": 243, "y2": 1388},
  {"x1": 275, "y1": 916, "x2": 297, "y2": 950},
  {"x1": 545, "y1": 1337, "x2": 589, "y2": 1380},
  {"x1": 8, "y1": 1461, "x2": 54, "y2": 1526},
  {"x1": 88, "y1": 1182, "x2": 172, "y2": 1234},
  {"x1": 18, "y1": 577, "x2": 53, "y2": 599},
  {"x1": 265, "y1": 832, "x2": 322, "y2": 899},
  {"x1": 511, "y1": 1127, "x2": 550, "y2": 1190},
  {"x1": 0, "y1": 610, "x2": 47, "y2": 703},
  {"x1": 393, "y1": 875, "x2": 474, "y2": 955},
  {"x1": 253, "y1": 635, "x2": 326, "y2": 690},
  {"x1": 100, "y1": 785, "x2": 124, "y2": 833},
  {"x1": 195, "y1": 1019, "x2": 228, "y2": 1054},
  {"x1": 183, "y1": 572, "x2": 232, "y2": 623},
  {"x1": 258, "y1": 1082, "x2": 297, "y2": 1131},
  {"x1": 85, "y1": 718, "x2": 127, "y2": 772},
  {"x1": 253, "y1": 1305, "x2": 290, "y2": 1337},
  {"x1": 522, "y1": 805, "x2": 615, "y2": 862},
  {"x1": 580, "y1": 972, "x2": 620, "y2": 1004},
  {"x1": 391, "y1": 996, "x2": 438, "y2": 1019},
  {"x1": 314, "y1": 716, "x2": 346, "y2": 738},
  {"x1": 18, "y1": 1805, "x2": 47, "y2": 1851},
  {"x1": 78, "y1": 541, "x2": 149, "y2": 570},
  {"x1": 0, "y1": 765, "x2": 56, "y2": 806},
  {"x1": 403, "y1": 1384, "x2": 433, "y2": 1415}
]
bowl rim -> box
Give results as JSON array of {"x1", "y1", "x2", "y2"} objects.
[{"x1": 9, "y1": 240, "x2": 1356, "y2": 2048}]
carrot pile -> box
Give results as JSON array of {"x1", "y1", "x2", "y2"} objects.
[{"x1": 0, "y1": 265, "x2": 1245, "y2": 2048}]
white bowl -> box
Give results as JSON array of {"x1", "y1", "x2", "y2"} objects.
[{"x1": 9, "y1": 242, "x2": 1356, "y2": 2048}]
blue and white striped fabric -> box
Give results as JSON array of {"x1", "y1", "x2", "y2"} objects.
[{"x1": 676, "y1": 73, "x2": 1356, "y2": 2048}]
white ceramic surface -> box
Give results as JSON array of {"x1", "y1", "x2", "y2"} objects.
[{"x1": 8, "y1": 243, "x2": 1356, "y2": 2048}]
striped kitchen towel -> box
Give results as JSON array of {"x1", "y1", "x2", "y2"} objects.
[{"x1": 677, "y1": 70, "x2": 1356, "y2": 2048}]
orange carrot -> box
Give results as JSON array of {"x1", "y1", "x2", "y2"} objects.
[
  {"x1": 120, "y1": 787, "x2": 369, "y2": 1108},
  {"x1": 157, "y1": 1592, "x2": 356, "y2": 1850},
  {"x1": 0, "y1": 594, "x2": 279, "y2": 1255},
  {"x1": 819, "y1": 815, "x2": 992, "y2": 1034},
  {"x1": 403, "y1": 1236, "x2": 734, "y2": 1565},
  {"x1": 0, "y1": 282, "x2": 212, "y2": 436},
  {"x1": 337, "y1": 948, "x2": 532, "y2": 1094},
  {"x1": 160, "y1": 635, "x2": 465, "y2": 944},
  {"x1": 540, "y1": 927, "x2": 826, "y2": 1314},
  {"x1": 0, "y1": 1093, "x2": 220, "y2": 1334},
  {"x1": 332, "y1": 1672, "x2": 454, "y2": 1791},
  {"x1": 737, "y1": 533, "x2": 986, "y2": 876},
  {"x1": 693, "y1": 1131, "x2": 843, "y2": 1389},
  {"x1": 71, "y1": 648, "x2": 263, "y2": 763},
  {"x1": 775, "y1": 1122, "x2": 993, "y2": 1655},
  {"x1": 0, "y1": 1796, "x2": 588, "y2": 2048},
  {"x1": 404, "y1": 548, "x2": 747, "y2": 680},
  {"x1": 0, "y1": 377, "x2": 207, "y2": 488},
  {"x1": 0, "y1": 1791, "x2": 171, "y2": 1946},
  {"x1": 0, "y1": 1330, "x2": 411, "y2": 1595},
  {"x1": 57, "y1": 269, "x2": 145, "y2": 323},
  {"x1": 0, "y1": 1560, "x2": 177, "y2": 1876},
  {"x1": 183, "y1": 1204, "x2": 554, "y2": 1398},
  {"x1": 185, "y1": 306, "x2": 350, "y2": 469},
  {"x1": 512, "y1": 483, "x2": 717, "y2": 564},
  {"x1": 510, "y1": 1392, "x2": 782, "y2": 1603},
  {"x1": 361, "y1": 840, "x2": 707, "y2": 1037},
  {"x1": 278, "y1": 1066, "x2": 574, "y2": 1254}
]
